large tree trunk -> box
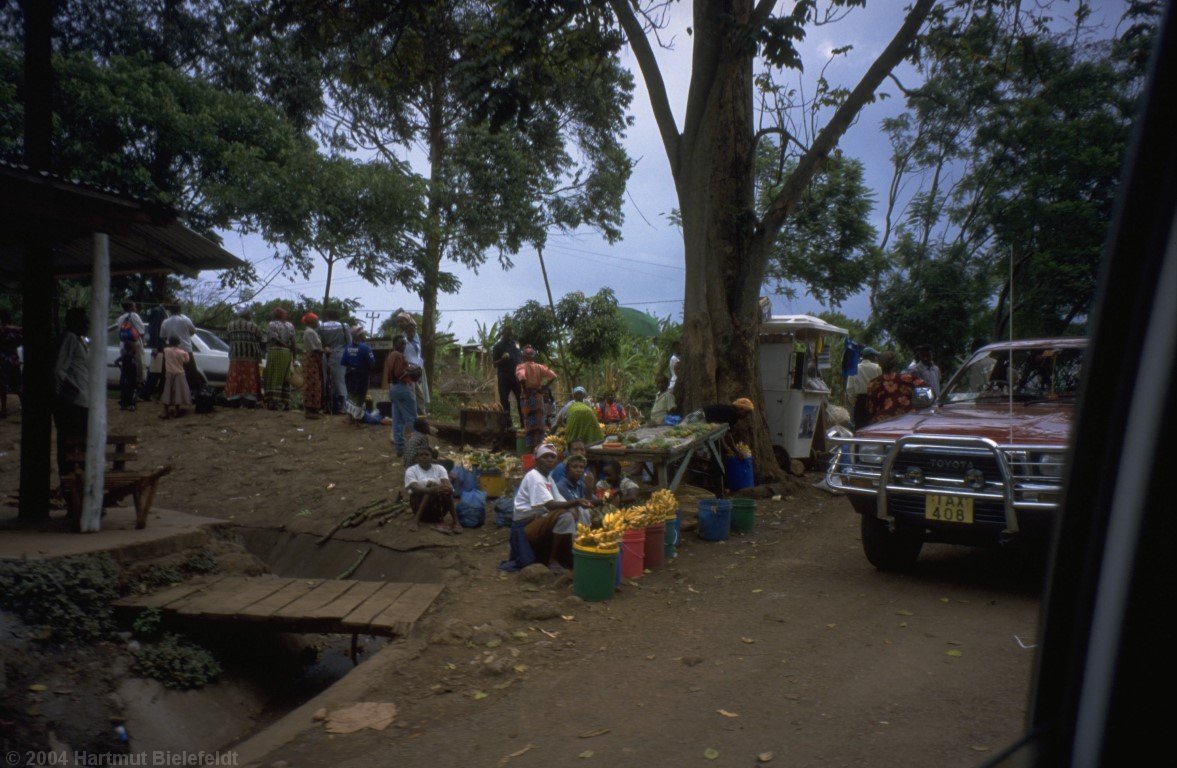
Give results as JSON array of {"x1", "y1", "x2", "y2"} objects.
[
  {"x1": 322, "y1": 255, "x2": 334, "y2": 309},
  {"x1": 676, "y1": 0, "x2": 784, "y2": 480}
]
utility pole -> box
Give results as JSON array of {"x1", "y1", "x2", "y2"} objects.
[{"x1": 365, "y1": 311, "x2": 380, "y2": 336}]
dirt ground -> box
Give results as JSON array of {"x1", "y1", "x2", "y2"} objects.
[{"x1": 0, "y1": 400, "x2": 1048, "y2": 767}]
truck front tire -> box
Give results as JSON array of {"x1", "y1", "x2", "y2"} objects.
[{"x1": 860, "y1": 513, "x2": 924, "y2": 571}]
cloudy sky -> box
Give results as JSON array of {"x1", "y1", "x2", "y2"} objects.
[{"x1": 216, "y1": 1, "x2": 1125, "y2": 343}]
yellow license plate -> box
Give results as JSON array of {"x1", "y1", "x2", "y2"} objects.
[{"x1": 925, "y1": 495, "x2": 974, "y2": 524}]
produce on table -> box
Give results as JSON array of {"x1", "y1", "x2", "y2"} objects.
[
  {"x1": 452, "y1": 449, "x2": 521, "y2": 474},
  {"x1": 666, "y1": 422, "x2": 720, "y2": 438},
  {"x1": 462, "y1": 402, "x2": 503, "y2": 412},
  {"x1": 602, "y1": 419, "x2": 641, "y2": 436},
  {"x1": 734, "y1": 441, "x2": 753, "y2": 460}
]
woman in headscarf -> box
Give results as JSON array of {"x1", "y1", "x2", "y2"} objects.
[
  {"x1": 562, "y1": 398, "x2": 604, "y2": 447},
  {"x1": 224, "y1": 308, "x2": 264, "y2": 407},
  {"x1": 341, "y1": 326, "x2": 376, "y2": 406},
  {"x1": 301, "y1": 312, "x2": 325, "y2": 418},
  {"x1": 515, "y1": 346, "x2": 557, "y2": 450},
  {"x1": 263, "y1": 308, "x2": 296, "y2": 410}
]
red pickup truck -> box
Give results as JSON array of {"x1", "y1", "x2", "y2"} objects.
[{"x1": 826, "y1": 338, "x2": 1085, "y2": 570}]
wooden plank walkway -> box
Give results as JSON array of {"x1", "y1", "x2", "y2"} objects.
[{"x1": 114, "y1": 576, "x2": 444, "y2": 637}]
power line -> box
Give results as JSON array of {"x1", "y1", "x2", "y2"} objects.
[
  {"x1": 544, "y1": 242, "x2": 684, "y2": 271},
  {"x1": 354, "y1": 299, "x2": 682, "y2": 313}
]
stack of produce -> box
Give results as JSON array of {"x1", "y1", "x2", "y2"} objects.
[
  {"x1": 574, "y1": 509, "x2": 629, "y2": 552},
  {"x1": 621, "y1": 488, "x2": 680, "y2": 529},
  {"x1": 666, "y1": 422, "x2": 719, "y2": 439},
  {"x1": 601, "y1": 419, "x2": 641, "y2": 436},
  {"x1": 453, "y1": 449, "x2": 520, "y2": 474},
  {"x1": 543, "y1": 433, "x2": 567, "y2": 453},
  {"x1": 462, "y1": 402, "x2": 503, "y2": 412},
  {"x1": 734, "y1": 441, "x2": 753, "y2": 460}
]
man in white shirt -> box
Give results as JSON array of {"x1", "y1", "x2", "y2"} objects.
[
  {"x1": 318, "y1": 309, "x2": 351, "y2": 414},
  {"x1": 53, "y1": 307, "x2": 89, "y2": 482},
  {"x1": 405, "y1": 446, "x2": 459, "y2": 534},
  {"x1": 847, "y1": 347, "x2": 882, "y2": 428},
  {"x1": 514, "y1": 444, "x2": 593, "y2": 569},
  {"x1": 906, "y1": 344, "x2": 942, "y2": 398},
  {"x1": 159, "y1": 304, "x2": 205, "y2": 389}
]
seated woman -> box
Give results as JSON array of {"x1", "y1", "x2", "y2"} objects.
[
  {"x1": 563, "y1": 400, "x2": 604, "y2": 447},
  {"x1": 405, "y1": 446, "x2": 460, "y2": 534},
  {"x1": 403, "y1": 417, "x2": 434, "y2": 467},
  {"x1": 514, "y1": 444, "x2": 594, "y2": 570},
  {"x1": 550, "y1": 439, "x2": 596, "y2": 487},
  {"x1": 556, "y1": 453, "x2": 594, "y2": 504},
  {"x1": 595, "y1": 391, "x2": 628, "y2": 424},
  {"x1": 595, "y1": 460, "x2": 640, "y2": 503}
]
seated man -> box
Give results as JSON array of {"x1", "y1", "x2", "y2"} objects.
[
  {"x1": 405, "y1": 446, "x2": 460, "y2": 534},
  {"x1": 595, "y1": 391, "x2": 628, "y2": 424},
  {"x1": 514, "y1": 444, "x2": 594, "y2": 570}
]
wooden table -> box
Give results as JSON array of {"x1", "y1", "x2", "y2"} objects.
[{"x1": 586, "y1": 424, "x2": 729, "y2": 492}]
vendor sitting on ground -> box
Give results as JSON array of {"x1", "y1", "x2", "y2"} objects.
[
  {"x1": 551, "y1": 439, "x2": 596, "y2": 488},
  {"x1": 595, "y1": 460, "x2": 640, "y2": 503},
  {"x1": 405, "y1": 446, "x2": 460, "y2": 534},
  {"x1": 403, "y1": 417, "x2": 434, "y2": 467},
  {"x1": 555, "y1": 386, "x2": 591, "y2": 427},
  {"x1": 562, "y1": 397, "x2": 605, "y2": 447},
  {"x1": 514, "y1": 444, "x2": 594, "y2": 570},
  {"x1": 595, "y1": 391, "x2": 628, "y2": 424},
  {"x1": 556, "y1": 453, "x2": 596, "y2": 507}
]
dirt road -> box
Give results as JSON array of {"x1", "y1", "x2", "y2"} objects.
[{"x1": 1, "y1": 406, "x2": 1046, "y2": 766}]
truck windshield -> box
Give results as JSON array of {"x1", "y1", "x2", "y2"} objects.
[{"x1": 942, "y1": 346, "x2": 1085, "y2": 403}]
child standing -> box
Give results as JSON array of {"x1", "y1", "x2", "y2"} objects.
[{"x1": 160, "y1": 336, "x2": 191, "y2": 419}]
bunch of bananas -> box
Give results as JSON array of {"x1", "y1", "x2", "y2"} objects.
[
  {"x1": 453, "y1": 449, "x2": 519, "y2": 473},
  {"x1": 734, "y1": 441, "x2": 753, "y2": 459},
  {"x1": 463, "y1": 402, "x2": 503, "y2": 412},
  {"x1": 543, "y1": 433, "x2": 567, "y2": 452},
  {"x1": 602, "y1": 419, "x2": 641, "y2": 436},
  {"x1": 617, "y1": 488, "x2": 680, "y2": 528},
  {"x1": 574, "y1": 508, "x2": 629, "y2": 551}
]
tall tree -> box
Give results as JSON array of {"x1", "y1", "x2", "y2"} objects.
[
  {"x1": 873, "y1": 3, "x2": 1153, "y2": 347},
  {"x1": 266, "y1": 0, "x2": 633, "y2": 387}
]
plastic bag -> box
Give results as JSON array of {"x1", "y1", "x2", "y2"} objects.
[
  {"x1": 493, "y1": 496, "x2": 515, "y2": 528},
  {"x1": 456, "y1": 488, "x2": 487, "y2": 528}
]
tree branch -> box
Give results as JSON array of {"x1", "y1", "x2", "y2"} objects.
[
  {"x1": 608, "y1": 0, "x2": 682, "y2": 179},
  {"x1": 757, "y1": 0, "x2": 936, "y2": 246}
]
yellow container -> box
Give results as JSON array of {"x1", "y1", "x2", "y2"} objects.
[{"x1": 478, "y1": 470, "x2": 506, "y2": 498}]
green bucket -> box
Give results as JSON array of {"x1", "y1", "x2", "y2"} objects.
[
  {"x1": 516, "y1": 433, "x2": 528, "y2": 455},
  {"x1": 730, "y1": 498, "x2": 756, "y2": 533},
  {"x1": 573, "y1": 545, "x2": 617, "y2": 601}
]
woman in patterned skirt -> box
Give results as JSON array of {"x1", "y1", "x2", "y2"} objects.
[
  {"x1": 262, "y1": 308, "x2": 296, "y2": 410},
  {"x1": 224, "y1": 308, "x2": 264, "y2": 407}
]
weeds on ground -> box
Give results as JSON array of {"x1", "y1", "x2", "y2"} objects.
[
  {"x1": 0, "y1": 554, "x2": 119, "y2": 642},
  {"x1": 128, "y1": 549, "x2": 219, "y2": 593},
  {"x1": 133, "y1": 633, "x2": 222, "y2": 689}
]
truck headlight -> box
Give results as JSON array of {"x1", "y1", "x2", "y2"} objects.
[
  {"x1": 1033, "y1": 452, "x2": 1065, "y2": 480},
  {"x1": 857, "y1": 443, "x2": 887, "y2": 466}
]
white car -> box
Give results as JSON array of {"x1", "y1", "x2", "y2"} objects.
[{"x1": 105, "y1": 325, "x2": 230, "y2": 387}]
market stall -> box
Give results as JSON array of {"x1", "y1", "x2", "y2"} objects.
[{"x1": 585, "y1": 422, "x2": 729, "y2": 492}]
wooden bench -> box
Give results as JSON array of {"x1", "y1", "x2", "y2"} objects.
[{"x1": 65, "y1": 434, "x2": 173, "y2": 529}]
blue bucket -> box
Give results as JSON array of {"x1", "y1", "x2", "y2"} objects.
[
  {"x1": 697, "y1": 499, "x2": 732, "y2": 542},
  {"x1": 724, "y1": 456, "x2": 754, "y2": 491},
  {"x1": 615, "y1": 543, "x2": 623, "y2": 586}
]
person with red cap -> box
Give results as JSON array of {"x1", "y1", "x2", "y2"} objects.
[
  {"x1": 515, "y1": 346, "x2": 556, "y2": 450},
  {"x1": 300, "y1": 312, "x2": 325, "y2": 419}
]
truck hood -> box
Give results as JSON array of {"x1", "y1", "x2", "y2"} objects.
[{"x1": 855, "y1": 403, "x2": 1074, "y2": 445}]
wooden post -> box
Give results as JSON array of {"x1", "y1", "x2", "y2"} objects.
[
  {"x1": 537, "y1": 246, "x2": 571, "y2": 380},
  {"x1": 81, "y1": 233, "x2": 110, "y2": 532}
]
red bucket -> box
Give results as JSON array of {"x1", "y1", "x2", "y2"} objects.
[
  {"x1": 643, "y1": 523, "x2": 666, "y2": 569},
  {"x1": 521, "y1": 453, "x2": 535, "y2": 472},
  {"x1": 620, "y1": 528, "x2": 646, "y2": 579}
]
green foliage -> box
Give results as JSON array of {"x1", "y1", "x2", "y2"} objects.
[
  {"x1": 509, "y1": 300, "x2": 560, "y2": 357},
  {"x1": 133, "y1": 633, "x2": 222, "y2": 690},
  {"x1": 0, "y1": 555, "x2": 119, "y2": 643},
  {"x1": 758, "y1": 150, "x2": 880, "y2": 306},
  {"x1": 555, "y1": 289, "x2": 624, "y2": 366},
  {"x1": 132, "y1": 608, "x2": 163, "y2": 639},
  {"x1": 128, "y1": 549, "x2": 219, "y2": 595}
]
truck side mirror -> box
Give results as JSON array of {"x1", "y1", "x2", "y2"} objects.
[{"x1": 913, "y1": 387, "x2": 935, "y2": 408}]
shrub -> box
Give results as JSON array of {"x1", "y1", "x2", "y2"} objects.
[
  {"x1": 0, "y1": 554, "x2": 119, "y2": 643},
  {"x1": 133, "y1": 633, "x2": 222, "y2": 689}
]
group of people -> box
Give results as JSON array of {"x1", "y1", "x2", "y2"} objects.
[{"x1": 846, "y1": 344, "x2": 941, "y2": 426}]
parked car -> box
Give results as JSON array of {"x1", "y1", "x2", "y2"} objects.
[
  {"x1": 104, "y1": 325, "x2": 230, "y2": 387},
  {"x1": 825, "y1": 337, "x2": 1085, "y2": 570}
]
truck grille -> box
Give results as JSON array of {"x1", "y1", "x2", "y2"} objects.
[{"x1": 888, "y1": 448, "x2": 1002, "y2": 488}]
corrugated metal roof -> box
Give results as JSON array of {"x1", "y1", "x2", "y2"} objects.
[{"x1": 0, "y1": 161, "x2": 245, "y2": 282}]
